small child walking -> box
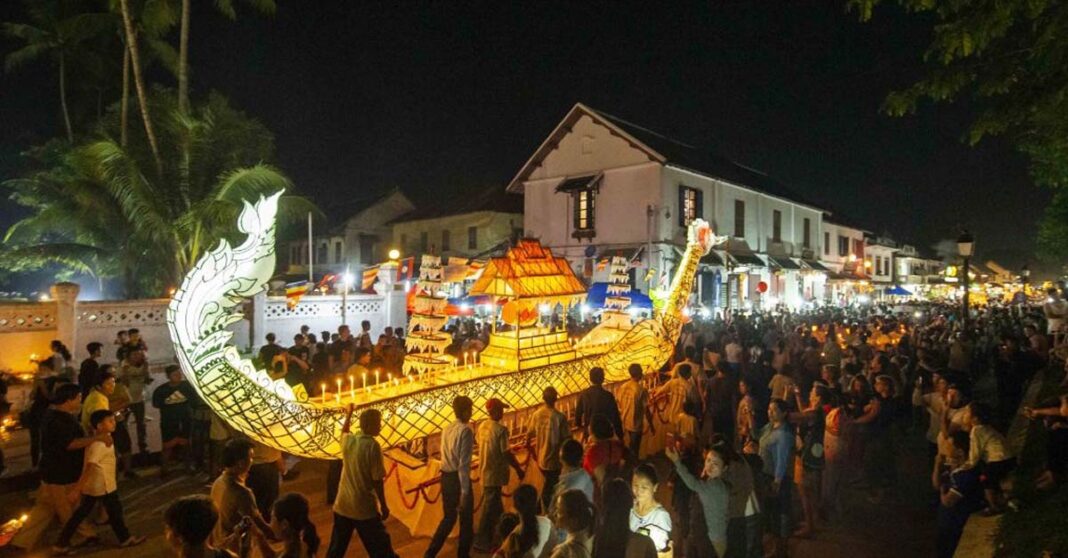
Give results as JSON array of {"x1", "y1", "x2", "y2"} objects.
[
  {"x1": 52, "y1": 410, "x2": 146, "y2": 554},
  {"x1": 963, "y1": 402, "x2": 1016, "y2": 514}
]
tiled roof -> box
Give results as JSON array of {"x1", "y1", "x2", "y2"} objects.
[
  {"x1": 390, "y1": 185, "x2": 523, "y2": 224},
  {"x1": 584, "y1": 106, "x2": 826, "y2": 211}
]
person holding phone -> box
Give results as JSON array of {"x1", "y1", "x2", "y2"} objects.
[{"x1": 630, "y1": 462, "x2": 672, "y2": 557}]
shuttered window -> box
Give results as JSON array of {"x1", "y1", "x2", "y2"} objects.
[{"x1": 679, "y1": 186, "x2": 703, "y2": 227}]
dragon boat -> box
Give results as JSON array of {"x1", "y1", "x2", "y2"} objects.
[{"x1": 167, "y1": 191, "x2": 720, "y2": 459}]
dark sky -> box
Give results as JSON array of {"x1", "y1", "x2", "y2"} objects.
[{"x1": 0, "y1": 1, "x2": 1042, "y2": 282}]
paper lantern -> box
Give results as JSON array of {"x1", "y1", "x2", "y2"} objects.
[{"x1": 757, "y1": 281, "x2": 769, "y2": 293}]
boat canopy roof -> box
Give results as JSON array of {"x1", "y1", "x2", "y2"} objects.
[{"x1": 470, "y1": 239, "x2": 587, "y2": 303}]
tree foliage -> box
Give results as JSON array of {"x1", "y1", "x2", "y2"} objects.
[
  {"x1": 849, "y1": 0, "x2": 1068, "y2": 262},
  {"x1": 2, "y1": 92, "x2": 318, "y2": 298}
]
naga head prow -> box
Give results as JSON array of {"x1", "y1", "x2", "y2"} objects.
[{"x1": 658, "y1": 219, "x2": 726, "y2": 336}]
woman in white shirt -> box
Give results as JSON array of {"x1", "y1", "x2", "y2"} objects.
[
  {"x1": 629, "y1": 463, "x2": 672, "y2": 557},
  {"x1": 496, "y1": 484, "x2": 553, "y2": 558}
]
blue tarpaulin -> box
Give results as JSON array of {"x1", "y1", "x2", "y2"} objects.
[
  {"x1": 886, "y1": 285, "x2": 912, "y2": 296},
  {"x1": 585, "y1": 282, "x2": 653, "y2": 309}
]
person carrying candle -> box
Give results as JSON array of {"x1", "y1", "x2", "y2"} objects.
[{"x1": 326, "y1": 406, "x2": 397, "y2": 558}]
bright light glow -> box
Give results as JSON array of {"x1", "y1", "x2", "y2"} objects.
[
  {"x1": 628, "y1": 307, "x2": 640, "y2": 316},
  {"x1": 459, "y1": 303, "x2": 470, "y2": 312},
  {"x1": 388, "y1": 249, "x2": 401, "y2": 260},
  {"x1": 580, "y1": 304, "x2": 590, "y2": 314},
  {"x1": 858, "y1": 295, "x2": 871, "y2": 304},
  {"x1": 698, "y1": 306, "x2": 711, "y2": 318},
  {"x1": 765, "y1": 297, "x2": 779, "y2": 308},
  {"x1": 167, "y1": 194, "x2": 711, "y2": 466},
  {"x1": 682, "y1": 307, "x2": 693, "y2": 317},
  {"x1": 914, "y1": 311, "x2": 923, "y2": 318},
  {"x1": 341, "y1": 273, "x2": 354, "y2": 286},
  {"x1": 481, "y1": 304, "x2": 494, "y2": 313},
  {"x1": 538, "y1": 303, "x2": 551, "y2": 314},
  {"x1": 38, "y1": 293, "x2": 50, "y2": 302}
]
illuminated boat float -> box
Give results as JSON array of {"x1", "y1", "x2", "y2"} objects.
[{"x1": 167, "y1": 192, "x2": 720, "y2": 459}]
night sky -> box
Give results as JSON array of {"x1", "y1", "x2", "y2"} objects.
[{"x1": 0, "y1": 1, "x2": 1043, "y2": 287}]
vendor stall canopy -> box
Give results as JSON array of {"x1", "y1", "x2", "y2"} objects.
[{"x1": 469, "y1": 239, "x2": 587, "y2": 305}]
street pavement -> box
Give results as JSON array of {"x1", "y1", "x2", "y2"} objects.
[{"x1": 0, "y1": 433, "x2": 938, "y2": 558}]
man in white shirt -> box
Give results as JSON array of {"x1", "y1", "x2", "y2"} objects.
[
  {"x1": 473, "y1": 398, "x2": 524, "y2": 551},
  {"x1": 425, "y1": 396, "x2": 474, "y2": 558}
]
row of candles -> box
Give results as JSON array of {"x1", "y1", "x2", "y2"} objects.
[{"x1": 317, "y1": 350, "x2": 482, "y2": 403}]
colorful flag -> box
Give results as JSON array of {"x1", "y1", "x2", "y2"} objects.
[
  {"x1": 362, "y1": 265, "x2": 380, "y2": 290},
  {"x1": 285, "y1": 281, "x2": 309, "y2": 309},
  {"x1": 466, "y1": 259, "x2": 486, "y2": 279},
  {"x1": 396, "y1": 257, "x2": 415, "y2": 282},
  {"x1": 313, "y1": 273, "x2": 337, "y2": 294}
]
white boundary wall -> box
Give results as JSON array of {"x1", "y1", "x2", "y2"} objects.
[{"x1": 0, "y1": 280, "x2": 408, "y2": 372}]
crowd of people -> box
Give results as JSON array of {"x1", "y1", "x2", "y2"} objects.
[{"x1": 9, "y1": 290, "x2": 1068, "y2": 557}]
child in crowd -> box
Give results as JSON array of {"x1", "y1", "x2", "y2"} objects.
[
  {"x1": 963, "y1": 402, "x2": 1016, "y2": 514},
  {"x1": 937, "y1": 432, "x2": 984, "y2": 558},
  {"x1": 52, "y1": 410, "x2": 146, "y2": 554}
]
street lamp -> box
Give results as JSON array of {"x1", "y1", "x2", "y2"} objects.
[
  {"x1": 957, "y1": 230, "x2": 974, "y2": 324},
  {"x1": 388, "y1": 248, "x2": 400, "y2": 261}
]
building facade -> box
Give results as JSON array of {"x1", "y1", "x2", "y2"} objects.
[
  {"x1": 286, "y1": 190, "x2": 415, "y2": 278},
  {"x1": 864, "y1": 234, "x2": 899, "y2": 298},
  {"x1": 508, "y1": 103, "x2": 828, "y2": 312},
  {"x1": 390, "y1": 186, "x2": 523, "y2": 260}
]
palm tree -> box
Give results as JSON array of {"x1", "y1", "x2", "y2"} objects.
[
  {"x1": 115, "y1": 0, "x2": 169, "y2": 175},
  {"x1": 3, "y1": 0, "x2": 114, "y2": 142},
  {"x1": 3, "y1": 92, "x2": 319, "y2": 297}
]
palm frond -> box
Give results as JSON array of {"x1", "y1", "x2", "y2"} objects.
[
  {"x1": 78, "y1": 140, "x2": 175, "y2": 240},
  {"x1": 140, "y1": 0, "x2": 179, "y2": 38},
  {"x1": 211, "y1": 164, "x2": 292, "y2": 204},
  {"x1": 4, "y1": 42, "x2": 52, "y2": 72},
  {"x1": 0, "y1": 243, "x2": 108, "y2": 276},
  {"x1": 213, "y1": 0, "x2": 237, "y2": 19},
  {"x1": 145, "y1": 37, "x2": 178, "y2": 77}
]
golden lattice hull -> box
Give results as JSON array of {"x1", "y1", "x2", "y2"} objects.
[{"x1": 167, "y1": 193, "x2": 714, "y2": 460}]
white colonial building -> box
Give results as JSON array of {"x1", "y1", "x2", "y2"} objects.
[
  {"x1": 864, "y1": 234, "x2": 899, "y2": 298},
  {"x1": 508, "y1": 103, "x2": 828, "y2": 311}
]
